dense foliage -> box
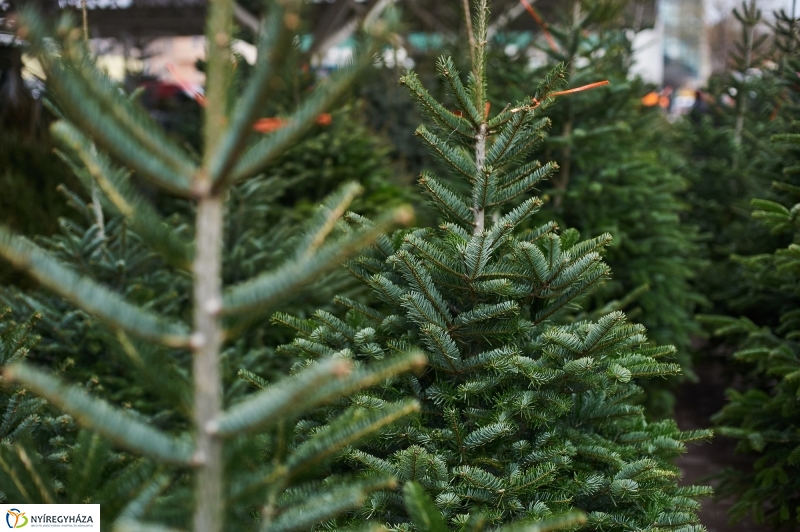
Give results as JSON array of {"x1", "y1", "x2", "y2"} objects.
[
  {"x1": 275, "y1": 2, "x2": 712, "y2": 529},
  {"x1": 16, "y1": 0, "x2": 800, "y2": 529},
  {"x1": 483, "y1": 1, "x2": 704, "y2": 415},
  {"x1": 703, "y1": 179, "x2": 800, "y2": 526},
  {"x1": 697, "y1": 4, "x2": 800, "y2": 528},
  {"x1": 0, "y1": 2, "x2": 429, "y2": 530}
]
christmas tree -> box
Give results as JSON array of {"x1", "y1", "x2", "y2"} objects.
[
  {"x1": 276, "y1": 1, "x2": 712, "y2": 529},
  {"x1": 699, "y1": 5, "x2": 800, "y2": 527},
  {"x1": 681, "y1": 0, "x2": 788, "y2": 320},
  {"x1": 0, "y1": 2, "x2": 426, "y2": 530},
  {"x1": 486, "y1": 0, "x2": 703, "y2": 414}
]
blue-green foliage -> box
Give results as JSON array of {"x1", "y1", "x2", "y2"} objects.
[
  {"x1": 0, "y1": 3, "x2": 427, "y2": 529},
  {"x1": 273, "y1": 2, "x2": 712, "y2": 529}
]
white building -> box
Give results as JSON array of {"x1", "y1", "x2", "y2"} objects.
[{"x1": 631, "y1": 0, "x2": 711, "y2": 88}]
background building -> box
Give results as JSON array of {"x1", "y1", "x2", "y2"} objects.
[
  {"x1": 631, "y1": 0, "x2": 711, "y2": 89},
  {"x1": 662, "y1": 0, "x2": 711, "y2": 87}
]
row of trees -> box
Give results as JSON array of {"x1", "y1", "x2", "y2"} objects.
[
  {"x1": 0, "y1": 0, "x2": 798, "y2": 529},
  {"x1": 686, "y1": 3, "x2": 800, "y2": 528}
]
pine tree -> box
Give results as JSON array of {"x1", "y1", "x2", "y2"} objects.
[
  {"x1": 680, "y1": 0, "x2": 788, "y2": 320},
  {"x1": 0, "y1": 2, "x2": 428, "y2": 530},
  {"x1": 0, "y1": 310, "x2": 52, "y2": 444},
  {"x1": 275, "y1": 1, "x2": 712, "y2": 529},
  {"x1": 698, "y1": 6, "x2": 800, "y2": 528},
  {"x1": 487, "y1": 0, "x2": 703, "y2": 414}
]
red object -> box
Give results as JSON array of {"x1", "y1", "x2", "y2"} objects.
[
  {"x1": 641, "y1": 91, "x2": 660, "y2": 107},
  {"x1": 167, "y1": 63, "x2": 333, "y2": 133},
  {"x1": 315, "y1": 113, "x2": 333, "y2": 126},
  {"x1": 252, "y1": 118, "x2": 287, "y2": 133},
  {"x1": 252, "y1": 113, "x2": 333, "y2": 132}
]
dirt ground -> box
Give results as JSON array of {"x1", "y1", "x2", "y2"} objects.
[{"x1": 673, "y1": 357, "x2": 772, "y2": 532}]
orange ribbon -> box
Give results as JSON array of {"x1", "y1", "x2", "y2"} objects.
[
  {"x1": 530, "y1": 80, "x2": 610, "y2": 108},
  {"x1": 518, "y1": 0, "x2": 559, "y2": 53}
]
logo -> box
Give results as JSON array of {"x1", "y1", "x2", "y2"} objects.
[{"x1": 5, "y1": 509, "x2": 27, "y2": 529}]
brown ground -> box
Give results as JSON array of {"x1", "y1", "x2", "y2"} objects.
[{"x1": 674, "y1": 357, "x2": 772, "y2": 532}]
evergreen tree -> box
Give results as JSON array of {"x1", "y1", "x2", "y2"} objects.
[
  {"x1": 486, "y1": 0, "x2": 704, "y2": 414},
  {"x1": 702, "y1": 185, "x2": 800, "y2": 526},
  {"x1": 700, "y1": 154, "x2": 800, "y2": 527},
  {"x1": 699, "y1": 6, "x2": 800, "y2": 528},
  {"x1": 680, "y1": 0, "x2": 788, "y2": 321},
  {"x1": 2, "y1": 0, "x2": 420, "y2": 407},
  {"x1": 275, "y1": 1, "x2": 712, "y2": 529},
  {"x1": 0, "y1": 2, "x2": 428, "y2": 530},
  {"x1": 0, "y1": 310, "x2": 54, "y2": 444}
]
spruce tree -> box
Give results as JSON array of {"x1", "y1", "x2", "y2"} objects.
[
  {"x1": 275, "y1": 1, "x2": 712, "y2": 529},
  {"x1": 0, "y1": 2, "x2": 428, "y2": 530},
  {"x1": 680, "y1": 0, "x2": 788, "y2": 320},
  {"x1": 698, "y1": 6, "x2": 800, "y2": 527},
  {"x1": 487, "y1": 0, "x2": 703, "y2": 414}
]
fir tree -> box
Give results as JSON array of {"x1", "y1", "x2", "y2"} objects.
[
  {"x1": 275, "y1": 1, "x2": 712, "y2": 529},
  {"x1": 0, "y1": 2, "x2": 428, "y2": 530},
  {"x1": 699, "y1": 5, "x2": 800, "y2": 528},
  {"x1": 680, "y1": 0, "x2": 788, "y2": 320},
  {"x1": 0, "y1": 310, "x2": 50, "y2": 444},
  {"x1": 488, "y1": 0, "x2": 703, "y2": 414}
]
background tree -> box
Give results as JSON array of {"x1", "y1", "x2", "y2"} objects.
[
  {"x1": 698, "y1": 5, "x2": 800, "y2": 528},
  {"x1": 680, "y1": 0, "x2": 787, "y2": 321},
  {"x1": 485, "y1": 0, "x2": 703, "y2": 415}
]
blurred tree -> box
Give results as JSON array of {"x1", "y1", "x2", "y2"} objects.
[
  {"x1": 698, "y1": 4, "x2": 800, "y2": 528},
  {"x1": 487, "y1": 0, "x2": 704, "y2": 415},
  {"x1": 0, "y1": 2, "x2": 429, "y2": 530},
  {"x1": 680, "y1": 0, "x2": 790, "y2": 326}
]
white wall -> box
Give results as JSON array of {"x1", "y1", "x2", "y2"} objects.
[{"x1": 630, "y1": 19, "x2": 665, "y2": 85}]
